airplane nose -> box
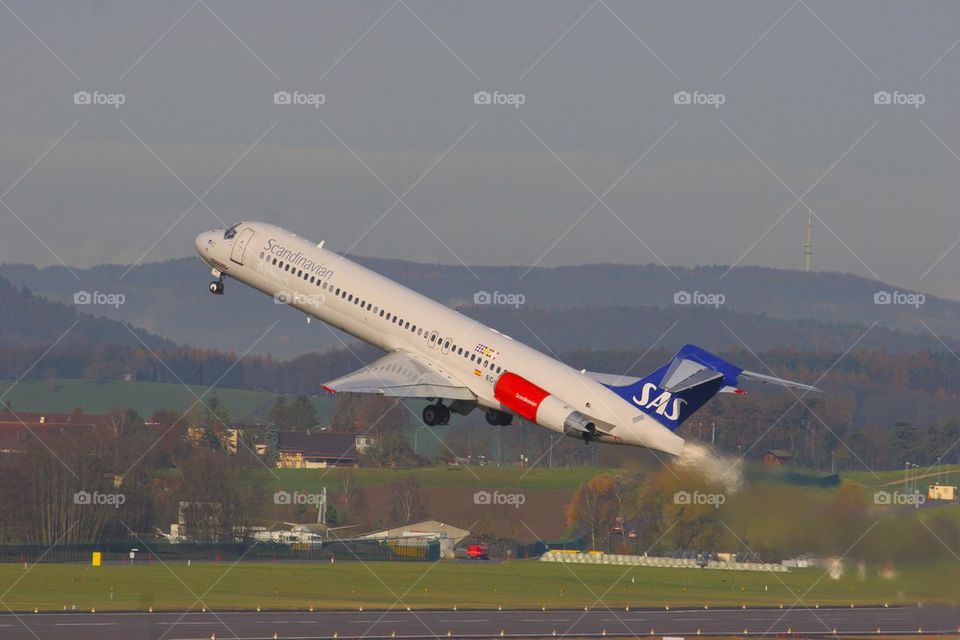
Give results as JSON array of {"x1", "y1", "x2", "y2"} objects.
[{"x1": 195, "y1": 230, "x2": 215, "y2": 256}]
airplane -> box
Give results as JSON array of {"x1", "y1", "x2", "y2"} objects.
[
  {"x1": 195, "y1": 222, "x2": 820, "y2": 458},
  {"x1": 249, "y1": 523, "x2": 360, "y2": 545}
]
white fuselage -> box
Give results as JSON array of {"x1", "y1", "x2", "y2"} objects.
[{"x1": 195, "y1": 222, "x2": 683, "y2": 454}]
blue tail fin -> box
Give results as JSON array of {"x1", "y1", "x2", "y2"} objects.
[{"x1": 604, "y1": 344, "x2": 744, "y2": 431}]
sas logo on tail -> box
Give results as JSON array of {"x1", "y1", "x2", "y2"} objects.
[{"x1": 632, "y1": 382, "x2": 686, "y2": 421}]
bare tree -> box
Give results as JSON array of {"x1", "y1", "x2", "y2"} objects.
[
  {"x1": 388, "y1": 476, "x2": 427, "y2": 525},
  {"x1": 336, "y1": 469, "x2": 367, "y2": 525}
]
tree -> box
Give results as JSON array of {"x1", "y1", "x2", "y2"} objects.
[
  {"x1": 107, "y1": 408, "x2": 147, "y2": 438},
  {"x1": 263, "y1": 425, "x2": 280, "y2": 465},
  {"x1": 194, "y1": 394, "x2": 231, "y2": 450},
  {"x1": 336, "y1": 469, "x2": 367, "y2": 526},
  {"x1": 442, "y1": 425, "x2": 490, "y2": 461},
  {"x1": 269, "y1": 396, "x2": 290, "y2": 428},
  {"x1": 565, "y1": 473, "x2": 620, "y2": 550},
  {"x1": 388, "y1": 476, "x2": 427, "y2": 524},
  {"x1": 288, "y1": 395, "x2": 319, "y2": 431},
  {"x1": 174, "y1": 447, "x2": 270, "y2": 542},
  {"x1": 359, "y1": 430, "x2": 420, "y2": 468},
  {"x1": 333, "y1": 396, "x2": 408, "y2": 436},
  {"x1": 892, "y1": 421, "x2": 922, "y2": 464}
]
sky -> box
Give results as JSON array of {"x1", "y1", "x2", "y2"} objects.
[{"x1": 1, "y1": 1, "x2": 959, "y2": 298}]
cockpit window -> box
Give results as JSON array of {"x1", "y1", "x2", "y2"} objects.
[{"x1": 224, "y1": 223, "x2": 241, "y2": 240}]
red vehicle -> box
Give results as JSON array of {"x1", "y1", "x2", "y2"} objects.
[{"x1": 466, "y1": 544, "x2": 489, "y2": 560}]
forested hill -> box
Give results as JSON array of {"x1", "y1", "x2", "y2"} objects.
[
  {"x1": 0, "y1": 276, "x2": 174, "y2": 351},
  {"x1": 1, "y1": 269, "x2": 959, "y2": 463},
  {"x1": 2, "y1": 258, "x2": 956, "y2": 359}
]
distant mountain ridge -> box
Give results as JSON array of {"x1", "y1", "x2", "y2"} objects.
[{"x1": 1, "y1": 258, "x2": 956, "y2": 359}]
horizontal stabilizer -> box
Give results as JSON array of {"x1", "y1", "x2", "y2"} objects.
[{"x1": 739, "y1": 369, "x2": 822, "y2": 393}]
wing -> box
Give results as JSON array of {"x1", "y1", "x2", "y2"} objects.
[{"x1": 321, "y1": 351, "x2": 476, "y2": 400}]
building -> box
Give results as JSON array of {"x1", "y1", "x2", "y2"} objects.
[
  {"x1": 185, "y1": 425, "x2": 245, "y2": 453},
  {"x1": 275, "y1": 431, "x2": 374, "y2": 468},
  {"x1": 763, "y1": 449, "x2": 794, "y2": 466},
  {"x1": 928, "y1": 483, "x2": 958, "y2": 502},
  {"x1": 0, "y1": 411, "x2": 109, "y2": 453},
  {"x1": 359, "y1": 520, "x2": 471, "y2": 558}
]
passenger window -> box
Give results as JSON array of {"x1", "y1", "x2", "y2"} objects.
[
  {"x1": 310, "y1": 276, "x2": 315, "y2": 284},
  {"x1": 380, "y1": 310, "x2": 385, "y2": 317},
  {"x1": 348, "y1": 294, "x2": 353, "y2": 302},
  {"x1": 470, "y1": 354, "x2": 476, "y2": 362},
  {"x1": 272, "y1": 258, "x2": 277, "y2": 265},
  {"x1": 335, "y1": 288, "x2": 340, "y2": 296}
]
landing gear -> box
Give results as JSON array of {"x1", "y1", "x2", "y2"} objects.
[
  {"x1": 422, "y1": 403, "x2": 450, "y2": 426},
  {"x1": 208, "y1": 269, "x2": 224, "y2": 295},
  {"x1": 485, "y1": 409, "x2": 513, "y2": 426}
]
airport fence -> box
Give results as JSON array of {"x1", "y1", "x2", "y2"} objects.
[{"x1": 0, "y1": 537, "x2": 441, "y2": 564}]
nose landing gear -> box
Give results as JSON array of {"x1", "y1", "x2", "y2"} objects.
[{"x1": 208, "y1": 269, "x2": 224, "y2": 295}]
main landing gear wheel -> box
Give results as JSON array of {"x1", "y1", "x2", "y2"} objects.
[
  {"x1": 422, "y1": 403, "x2": 450, "y2": 426},
  {"x1": 208, "y1": 280, "x2": 224, "y2": 295},
  {"x1": 485, "y1": 409, "x2": 513, "y2": 426}
]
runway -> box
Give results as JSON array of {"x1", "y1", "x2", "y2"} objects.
[{"x1": 0, "y1": 605, "x2": 956, "y2": 639}]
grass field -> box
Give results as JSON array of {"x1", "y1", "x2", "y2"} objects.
[
  {"x1": 0, "y1": 560, "x2": 956, "y2": 612},
  {"x1": 0, "y1": 378, "x2": 335, "y2": 422}
]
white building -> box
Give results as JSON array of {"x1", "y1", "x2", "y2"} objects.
[{"x1": 359, "y1": 520, "x2": 471, "y2": 558}]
